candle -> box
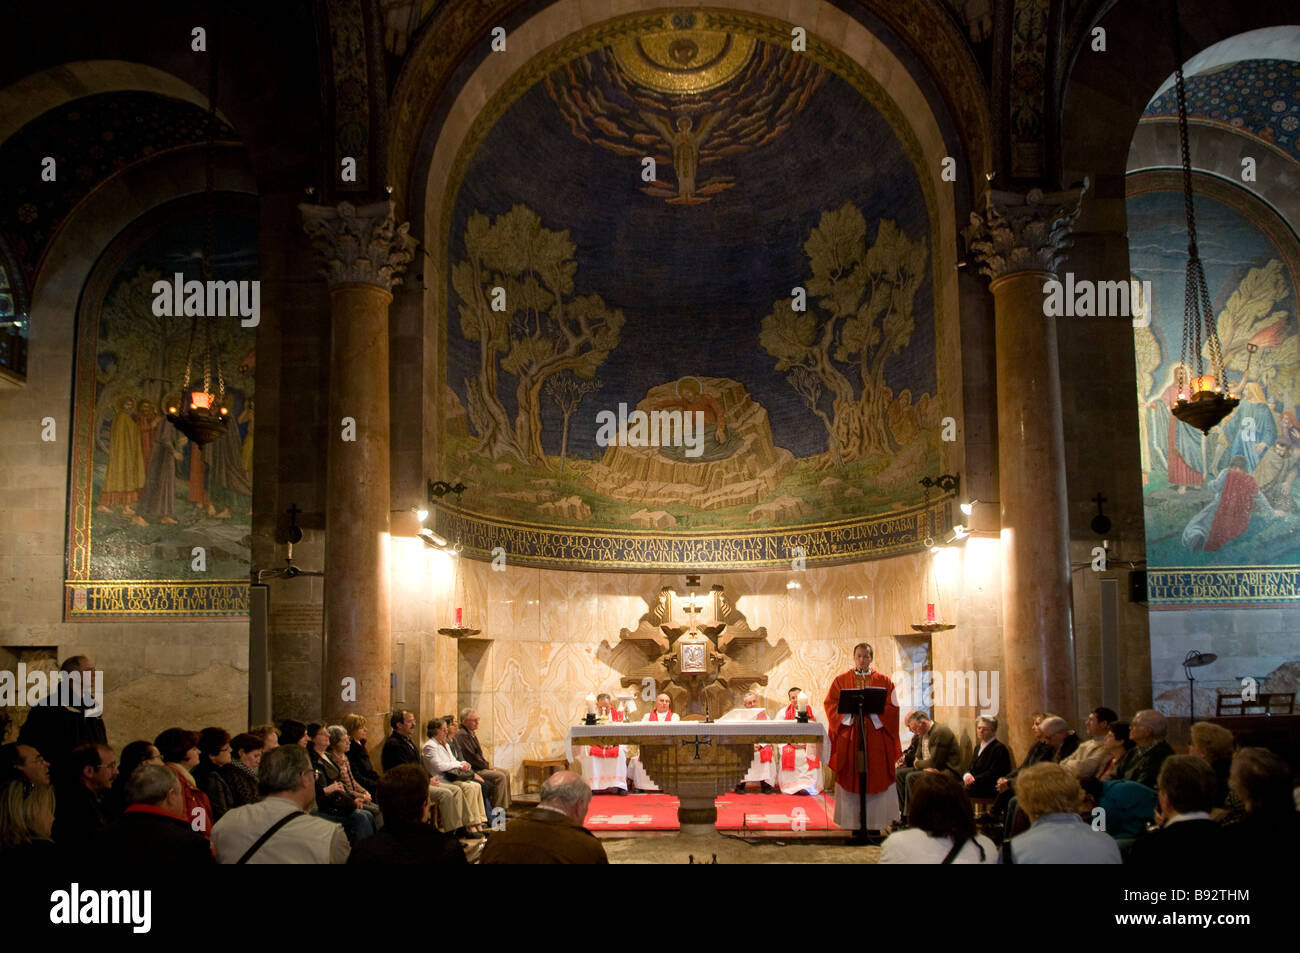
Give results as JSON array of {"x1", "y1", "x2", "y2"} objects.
[
  {"x1": 455, "y1": 607, "x2": 462, "y2": 627},
  {"x1": 585, "y1": 693, "x2": 597, "y2": 715},
  {"x1": 927, "y1": 603, "x2": 936, "y2": 622},
  {"x1": 796, "y1": 691, "x2": 808, "y2": 713}
]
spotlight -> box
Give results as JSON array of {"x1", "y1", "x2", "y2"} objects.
[
  {"x1": 415, "y1": 506, "x2": 429, "y2": 523},
  {"x1": 419, "y1": 528, "x2": 448, "y2": 547}
]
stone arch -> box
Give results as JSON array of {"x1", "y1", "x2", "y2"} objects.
[{"x1": 0, "y1": 60, "x2": 232, "y2": 149}]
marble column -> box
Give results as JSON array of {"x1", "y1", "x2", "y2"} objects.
[
  {"x1": 300, "y1": 200, "x2": 417, "y2": 729},
  {"x1": 965, "y1": 184, "x2": 1086, "y2": 760}
]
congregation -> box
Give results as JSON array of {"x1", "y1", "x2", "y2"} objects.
[{"x1": 2, "y1": 654, "x2": 1297, "y2": 865}]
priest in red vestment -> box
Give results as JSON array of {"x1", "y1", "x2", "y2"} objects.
[{"x1": 824, "y1": 642, "x2": 901, "y2": 832}]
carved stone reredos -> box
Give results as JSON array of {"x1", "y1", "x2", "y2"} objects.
[{"x1": 601, "y1": 581, "x2": 786, "y2": 717}]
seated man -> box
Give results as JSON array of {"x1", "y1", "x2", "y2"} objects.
[
  {"x1": 991, "y1": 712, "x2": 1054, "y2": 820},
  {"x1": 999, "y1": 715, "x2": 1078, "y2": 837},
  {"x1": 53, "y1": 743, "x2": 117, "y2": 844},
  {"x1": 91, "y1": 764, "x2": 214, "y2": 865},
  {"x1": 1128, "y1": 755, "x2": 1232, "y2": 866},
  {"x1": 771, "y1": 687, "x2": 821, "y2": 796},
  {"x1": 963, "y1": 715, "x2": 1012, "y2": 798},
  {"x1": 211, "y1": 746, "x2": 349, "y2": 864},
  {"x1": 628, "y1": 693, "x2": 677, "y2": 793},
  {"x1": 1114, "y1": 710, "x2": 1175, "y2": 788},
  {"x1": 452, "y1": 709, "x2": 511, "y2": 815},
  {"x1": 480, "y1": 771, "x2": 608, "y2": 864},
  {"x1": 346, "y1": 763, "x2": 467, "y2": 865},
  {"x1": 578, "y1": 692, "x2": 629, "y2": 795},
  {"x1": 895, "y1": 711, "x2": 960, "y2": 823},
  {"x1": 1060, "y1": 706, "x2": 1117, "y2": 779},
  {"x1": 719, "y1": 691, "x2": 774, "y2": 792}
]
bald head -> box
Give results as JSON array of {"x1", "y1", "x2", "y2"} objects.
[
  {"x1": 1131, "y1": 709, "x2": 1167, "y2": 745},
  {"x1": 540, "y1": 770, "x2": 592, "y2": 824}
]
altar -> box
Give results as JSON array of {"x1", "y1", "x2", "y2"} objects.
[{"x1": 567, "y1": 722, "x2": 830, "y2": 833}]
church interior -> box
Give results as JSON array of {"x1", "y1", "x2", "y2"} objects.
[{"x1": 1, "y1": 0, "x2": 1298, "y2": 876}]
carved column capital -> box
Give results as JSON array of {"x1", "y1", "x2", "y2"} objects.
[
  {"x1": 964, "y1": 179, "x2": 1089, "y2": 281},
  {"x1": 299, "y1": 199, "x2": 418, "y2": 291}
]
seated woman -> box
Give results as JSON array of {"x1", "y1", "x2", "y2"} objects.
[
  {"x1": 105, "y1": 740, "x2": 162, "y2": 820},
  {"x1": 1003, "y1": 764, "x2": 1121, "y2": 864},
  {"x1": 192, "y1": 727, "x2": 236, "y2": 823},
  {"x1": 0, "y1": 779, "x2": 59, "y2": 869},
  {"x1": 307, "y1": 723, "x2": 376, "y2": 844},
  {"x1": 420, "y1": 720, "x2": 488, "y2": 838},
  {"x1": 1225, "y1": 747, "x2": 1299, "y2": 854},
  {"x1": 342, "y1": 713, "x2": 379, "y2": 793},
  {"x1": 879, "y1": 773, "x2": 995, "y2": 864},
  {"x1": 1188, "y1": 721, "x2": 1241, "y2": 822},
  {"x1": 327, "y1": 725, "x2": 381, "y2": 828},
  {"x1": 154, "y1": 728, "x2": 213, "y2": 839},
  {"x1": 1096, "y1": 724, "x2": 1135, "y2": 781},
  {"x1": 225, "y1": 733, "x2": 263, "y2": 809}
]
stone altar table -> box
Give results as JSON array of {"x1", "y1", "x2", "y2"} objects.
[{"x1": 567, "y1": 722, "x2": 830, "y2": 834}]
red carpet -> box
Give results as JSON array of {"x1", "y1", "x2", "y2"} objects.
[{"x1": 584, "y1": 792, "x2": 840, "y2": 832}]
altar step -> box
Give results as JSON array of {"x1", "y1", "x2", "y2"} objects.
[{"x1": 584, "y1": 792, "x2": 844, "y2": 834}]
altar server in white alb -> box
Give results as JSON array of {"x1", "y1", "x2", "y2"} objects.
[
  {"x1": 719, "y1": 691, "x2": 775, "y2": 791},
  {"x1": 772, "y1": 687, "x2": 822, "y2": 795},
  {"x1": 628, "y1": 693, "x2": 678, "y2": 792},
  {"x1": 578, "y1": 692, "x2": 628, "y2": 795}
]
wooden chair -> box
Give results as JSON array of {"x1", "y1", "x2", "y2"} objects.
[
  {"x1": 969, "y1": 796, "x2": 996, "y2": 817},
  {"x1": 1216, "y1": 692, "x2": 1295, "y2": 716}
]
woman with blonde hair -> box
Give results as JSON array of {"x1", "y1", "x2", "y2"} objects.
[
  {"x1": 1002, "y1": 764, "x2": 1120, "y2": 864},
  {"x1": 1189, "y1": 721, "x2": 1237, "y2": 817},
  {"x1": 343, "y1": 713, "x2": 379, "y2": 792},
  {"x1": 0, "y1": 780, "x2": 58, "y2": 868}
]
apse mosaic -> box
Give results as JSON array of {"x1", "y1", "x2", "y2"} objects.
[
  {"x1": 435, "y1": 11, "x2": 951, "y2": 571},
  {"x1": 1128, "y1": 173, "x2": 1300, "y2": 606},
  {"x1": 65, "y1": 194, "x2": 256, "y2": 619}
]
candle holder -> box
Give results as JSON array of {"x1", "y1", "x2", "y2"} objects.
[
  {"x1": 910, "y1": 622, "x2": 956, "y2": 633},
  {"x1": 437, "y1": 627, "x2": 482, "y2": 638},
  {"x1": 796, "y1": 710, "x2": 810, "y2": 724},
  {"x1": 583, "y1": 713, "x2": 597, "y2": 726}
]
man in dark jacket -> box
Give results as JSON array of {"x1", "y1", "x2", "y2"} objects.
[
  {"x1": 347, "y1": 764, "x2": 466, "y2": 865},
  {"x1": 52, "y1": 742, "x2": 116, "y2": 844},
  {"x1": 963, "y1": 715, "x2": 1012, "y2": 797},
  {"x1": 895, "y1": 711, "x2": 962, "y2": 822},
  {"x1": 1128, "y1": 756, "x2": 1231, "y2": 866},
  {"x1": 1116, "y1": 710, "x2": 1175, "y2": 788},
  {"x1": 91, "y1": 764, "x2": 214, "y2": 864},
  {"x1": 382, "y1": 710, "x2": 420, "y2": 771},
  {"x1": 481, "y1": 771, "x2": 607, "y2": 864},
  {"x1": 452, "y1": 709, "x2": 511, "y2": 813},
  {"x1": 17, "y1": 656, "x2": 107, "y2": 773}
]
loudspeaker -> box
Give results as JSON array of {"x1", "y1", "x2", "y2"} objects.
[{"x1": 1129, "y1": 570, "x2": 1148, "y2": 603}]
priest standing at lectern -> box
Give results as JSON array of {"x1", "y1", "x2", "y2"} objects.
[
  {"x1": 628, "y1": 693, "x2": 678, "y2": 793},
  {"x1": 824, "y1": 642, "x2": 901, "y2": 833}
]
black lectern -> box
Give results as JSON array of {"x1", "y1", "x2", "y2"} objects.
[{"x1": 838, "y1": 687, "x2": 888, "y2": 844}]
